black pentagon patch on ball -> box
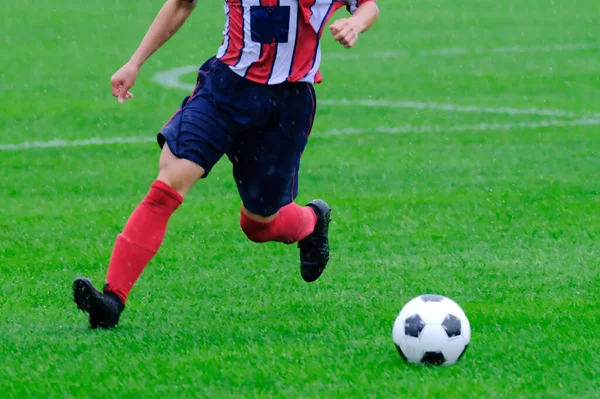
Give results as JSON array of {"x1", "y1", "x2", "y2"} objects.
[
  {"x1": 442, "y1": 314, "x2": 462, "y2": 337},
  {"x1": 421, "y1": 351, "x2": 446, "y2": 366},
  {"x1": 404, "y1": 314, "x2": 425, "y2": 338},
  {"x1": 420, "y1": 294, "x2": 444, "y2": 302}
]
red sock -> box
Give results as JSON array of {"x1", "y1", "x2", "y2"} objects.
[
  {"x1": 105, "y1": 180, "x2": 183, "y2": 303},
  {"x1": 240, "y1": 203, "x2": 317, "y2": 244}
]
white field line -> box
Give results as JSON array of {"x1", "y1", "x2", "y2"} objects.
[
  {"x1": 152, "y1": 67, "x2": 600, "y2": 119},
  {"x1": 152, "y1": 68, "x2": 586, "y2": 118},
  {"x1": 329, "y1": 42, "x2": 600, "y2": 60},
  {"x1": 324, "y1": 118, "x2": 600, "y2": 135},
  {"x1": 0, "y1": 136, "x2": 156, "y2": 151},
  {"x1": 3, "y1": 119, "x2": 599, "y2": 151},
  {"x1": 320, "y1": 99, "x2": 577, "y2": 118},
  {"x1": 153, "y1": 65, "x2": 199, "y2": 91}
]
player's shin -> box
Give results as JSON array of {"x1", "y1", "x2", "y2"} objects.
[{"x1": 105, "y1": 180, "x2": 183, "y2": 302}]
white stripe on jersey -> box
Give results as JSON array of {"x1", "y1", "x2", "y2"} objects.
[
  {"x1": 216, "y1": 3, "x2": 231, "y2": 59},
  {"x1": 299, "y1": 1, "x2": 333, "y2": 83},
  {"x1": 304, "y1": 42, "x2": 322, "y2": 82},
  {"x1": 309, "y1": 0, "x2": 332, "y2": 32},
  {"x1": 231, "y1": 0, "x2": 261, "y2": 77},
  {"x1": 267, "y1": 0, "x2": 300, "y2": 84}
]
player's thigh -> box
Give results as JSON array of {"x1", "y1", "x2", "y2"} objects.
[
  {"x1": 158, "y1": 102, "x2": 231, "y2": 196},
  {"x1": 230, "y1": 83, "x2": 317, "y2": 217},
  {"x1": 232, "y1": 145, "x2": 303, "y2": 217},
  {"x1": 157, "y1": 69, "x2": 239, "y2": 195},
  {"x1": 156, "y1": 143, "x2": 205, "y2": 197}
]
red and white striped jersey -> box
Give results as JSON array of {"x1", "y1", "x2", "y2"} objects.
[{"x1": 215, "y1": 0, "x2": 375, "y2": 85}]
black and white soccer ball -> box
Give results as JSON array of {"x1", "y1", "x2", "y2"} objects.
[{"x1": 392, "y1": 294, "x2": 471, "y2": 366}]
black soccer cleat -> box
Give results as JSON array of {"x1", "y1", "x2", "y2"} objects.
[
  {"x1": 298, "y1": 199, "x2": 331, "y2": 282},
  {"x1": 73, "y1": 277, "x2": 125, "y2": 329}
]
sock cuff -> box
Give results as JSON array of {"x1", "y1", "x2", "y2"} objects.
[
  {"x1": 240, "y1": 209, "x2": 275, "y2": 229},
  {"x1": 151, "y1": 179, "x2": 184, "y2": 204}
]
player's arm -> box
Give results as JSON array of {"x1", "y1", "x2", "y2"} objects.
[
  {"x1": 330, "y1": 1, "x2": 379, "y2": 49},
  {"x1": 111, "y1": 0, "x2": 197, "y2": 103}
]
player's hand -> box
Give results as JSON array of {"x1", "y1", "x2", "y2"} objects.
[
  {"x1": 329, "y1": 18, "x2": 361, "y2": 48},
  {"x1": 110, "y1": 62, "x2": 139, "y2": 103}
]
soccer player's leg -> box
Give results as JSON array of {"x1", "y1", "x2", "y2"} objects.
[
  {"x1": 74, "y1": 60, "x2": 234, "y2": 328},
  {"x1": 232, "y1": 84, "x2": 331, "y2": 282},
  {"x1": 73, "y1": 144, "x2": 204, "y2": 329}
]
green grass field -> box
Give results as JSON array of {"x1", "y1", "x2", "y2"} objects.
[{"x1": 2, "y1": 0, "x2": 600, "y2": 397}]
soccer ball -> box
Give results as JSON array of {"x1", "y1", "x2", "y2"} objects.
[{"x1": 392, "y1": 294, "x2": 471, "y2": 366}]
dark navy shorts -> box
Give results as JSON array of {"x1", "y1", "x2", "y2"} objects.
[{"x1": 158, "y1": 57, "x2": 317, "y2": 217}]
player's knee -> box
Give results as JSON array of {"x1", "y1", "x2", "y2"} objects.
[
  {"x1": 240, "y1": 219, "x2": 268, "y2": 243},
  {"x1": 240, "y1": 220, "x2": 269, "y2": 243},
  {"x1": 157, "y1": 145, "x2": 205, "y2": 197},
  {"x1": 157, "y1": 167, "x2": 190, "y2": 197},
  {"x1": 239, "y1": 209, "x2": 276, "y2": 243}
]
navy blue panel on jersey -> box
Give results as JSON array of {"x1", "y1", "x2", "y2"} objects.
[
  {"x1": 158, "y1": 57, "x2": 316, "y2": 216},
  {"x1": 250, "y1": 6, "x2": 290, "y2": 43}
]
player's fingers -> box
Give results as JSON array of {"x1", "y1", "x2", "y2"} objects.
[
  {"x1": 343, "y1": 32, "x2": 358, "y2": 48},
  {"x1": 340, "y1": 24, "x2": 354, "y2": 37},
  {"x1": 335, "y1": 32, "x2": 349, "y2": 43},
  {"x1": 117, "y1": 84, "x2": 132, "y2": 103},
  {"x1": 333, "y1": 27, "x2": 344, "y2": 38},
  {"x1": 111, "y1": 83, "x2": 121, "y2": 98},
  {"x1": 330, "y1": 19, "x2": 343, "y2": 28},
  {"x1": 335, "y1": 25, "x2": 353, "y2": 41},
  {"x1": 111, "y1": 75, "x2": 125, "y2": 97},
  {"x1": 330, "y1": 19, "x2": 348, "y2": 34},
  {"x1": 340, "y1": 34, "x2": 356, "y2": 48},
  {"x1": 334, "y1": 29, "x2": 348, "y2": 41}
]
